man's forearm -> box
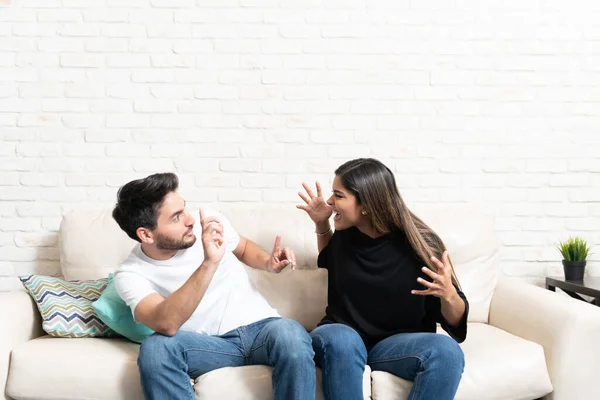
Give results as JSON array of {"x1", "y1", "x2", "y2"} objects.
[
  {"x1": 154, "y1": 262, "x2": 218, "y2": 335},
  {"x1": 237, "y1": 239, "x2": 270, "y2": 270}
]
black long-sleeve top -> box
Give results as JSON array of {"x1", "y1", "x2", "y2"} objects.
[{"x1": 317, "y1": 226, "x2": 469, "y2": 349}]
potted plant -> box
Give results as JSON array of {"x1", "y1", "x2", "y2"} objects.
[{"x1": 557, "y1": 236, "x2": 590, "y2": 281}]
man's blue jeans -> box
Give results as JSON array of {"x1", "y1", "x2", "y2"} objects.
[
  {"x1": 138, "y1": 317, "x2": 316, "y2": 400},
  {"x1": 311, "y1": 323, "x2": 464, "y2": 400}
]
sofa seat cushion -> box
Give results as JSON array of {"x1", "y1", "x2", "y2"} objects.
[
  {"x1": 7, "y1": 337, "x2": 372, "y2": 400},
  {"x1": 7, "y1": 336, "x2": 143, "y2": 400},
  {"x1": 194, "y1": 364, "x2": 372, "y2": 400},
  {"x1": 371, "y1": 323, "x2": 553, "y2": 400}
]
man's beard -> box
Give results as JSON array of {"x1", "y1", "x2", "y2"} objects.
[{"x1": 155, "y1": 231, "x2": 196, "y2": 251}]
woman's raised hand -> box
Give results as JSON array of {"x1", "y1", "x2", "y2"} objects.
[
  {"x1": 411, "y1": 251, "x2": 458, "y2": 302},
  {"x1": 296, "y1": 181, "x2": 333, "y2": 224}
]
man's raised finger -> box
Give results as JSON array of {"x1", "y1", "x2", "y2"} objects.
[
  {"x1": 272, "y1": 235, "x2": 281, "y2": 255},
  {"x1": 282, "y1": 247, "x2": 296, "y2": 269},
  {"x1": 204, "y1": 224, "x2": 223, "y2": 236},
  {"x1": 201, "y1": 216, "x2": 221, "y2": 228},
  {"x1": 289, "y1": 249, "x2": 297, "y2": 270}
]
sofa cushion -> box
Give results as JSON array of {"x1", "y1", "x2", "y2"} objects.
[
  {"x1": 215, "y1": 204, "x2": 320, "y2": 270},
  {"x1": 370, "y1": 323, "x2": 553, "y2": 400},
  {"x1": 6, "y1": 337, "x2": 143, "y2": 400},
  {"x1": 246, "y1": 268, "x2": 328, "y2": 332},
  {"x1": 19, "y1": 274, "x2": 116, "y2": 338},
  {"x1": 59, "y1": 208, "x2": 136, "y2": 281},
  {"x1": 194, "y1": 364, "x2": 372, "y2": 400},
  {"x1": 6, "y1": 337, "x2": 371, "y2": 400},
  {"x1": 414, "y1": 205, "x2": 500, "y2": 323}
]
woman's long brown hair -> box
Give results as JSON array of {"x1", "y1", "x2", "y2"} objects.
[{"x1": 335, "y1": 158, "x2": 461, "y2": 289}]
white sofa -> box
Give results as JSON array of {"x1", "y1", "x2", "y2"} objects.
[{"x1": 2, "y1": 204, "x2": 600, "y2": 400}]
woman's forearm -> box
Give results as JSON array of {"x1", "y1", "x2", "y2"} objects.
[
  {"x1": 315, "y1": 221, "x2": 332, "y2": 252},
  {"x1": 440, "y1": 291, "x2": 466, "y2": 327}
]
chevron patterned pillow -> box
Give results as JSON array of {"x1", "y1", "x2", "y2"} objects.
[{"x1": 19, "y1": 275, "x2": 118, "y2": 338}]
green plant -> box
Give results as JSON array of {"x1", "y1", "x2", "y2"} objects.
[{"x1": 557, "y1": 236, "x2": 590, "y2": 262}]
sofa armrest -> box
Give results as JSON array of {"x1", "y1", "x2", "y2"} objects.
[
  {"x1": 0, "y1": 290, "x2": 44, "y2": 400},
  {"x1": 489, "y1": 279, "x2": 600, "y2": 400}
]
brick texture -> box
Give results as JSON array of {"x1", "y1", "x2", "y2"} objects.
[{"x1": 1, "y1": 0, "x2": 600, "y2": 291}]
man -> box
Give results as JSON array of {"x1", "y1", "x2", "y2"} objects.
[{"x1": 112, "y1": 172, "x2": 315, "y2": 400}]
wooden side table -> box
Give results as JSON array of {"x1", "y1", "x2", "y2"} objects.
[{"x1": 545, "y1": 276, "x2": 600, "y2": 306}]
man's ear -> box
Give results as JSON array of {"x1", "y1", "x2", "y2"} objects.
[{"x1": 136, "y1": 227, "x2": 154, "y2": 244}]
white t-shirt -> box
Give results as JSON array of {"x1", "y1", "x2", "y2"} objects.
[{"x1": 114, "y1": 208, "x2": 280, "y2": 336}]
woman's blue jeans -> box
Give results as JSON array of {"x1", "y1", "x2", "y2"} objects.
[{"x1": 311, "y1": 323, "x2": 464, "y2": 400}]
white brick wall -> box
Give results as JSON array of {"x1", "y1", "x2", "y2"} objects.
[{"x1": 1, "y1": 0, "x2": 600, "y2": 291}]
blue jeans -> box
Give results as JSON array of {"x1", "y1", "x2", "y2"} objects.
[
  {"x1": 138, "y1": 317, "x2": 316, "y2": 400},
  {"x1": 311, "y1": 323, "x2": 464, "y2": 400}
]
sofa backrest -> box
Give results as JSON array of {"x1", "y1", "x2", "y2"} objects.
[
  {"x1": 59, "y1": 204, "x2": 499, "y2": 329},
  {"x1": 59, "y1": 208, "x2": 136, "y2": 282},
  {"x1": 411, "y1": 204, "x2": 500, "y2": 323}
]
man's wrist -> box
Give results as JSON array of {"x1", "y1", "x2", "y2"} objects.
[
  {"x1": 201, "y1": 260, "x2": 219, "y2": 270},
  {"x1": 263, "y1": 253, "x2": 272, "y2": 271}
]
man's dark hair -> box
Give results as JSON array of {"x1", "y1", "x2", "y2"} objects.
[{"x1": 112, "y1": 172, "x2": 179, "y2": 242}]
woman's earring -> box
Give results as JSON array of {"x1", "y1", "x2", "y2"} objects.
[{"x1": 361, "y1": 210, "x2": 367, "y2": 215}]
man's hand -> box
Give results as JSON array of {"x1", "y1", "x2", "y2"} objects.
[
  {"x1": 199, "y1": 208, "x2": 225, "y2": 267},
  {"x1": 267, "y1": 235, "x2": 296, "y2": 273}
]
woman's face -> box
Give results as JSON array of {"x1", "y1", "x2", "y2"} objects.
[{"x1": 327, "y1": 175, "x2": 367, "y2": 230}]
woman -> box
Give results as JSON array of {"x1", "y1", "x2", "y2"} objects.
[{"x1": 297, "y1": 158, "x2": 468, "y2": 400}]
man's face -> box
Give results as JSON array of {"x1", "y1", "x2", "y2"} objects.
[{"x1": 153, "y1": 192, "x2": 196, "y2": 250}]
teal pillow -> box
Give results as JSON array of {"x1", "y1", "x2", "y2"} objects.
[{"x1": 92, "y1": 274, "x2": 154, "y2": 343}]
